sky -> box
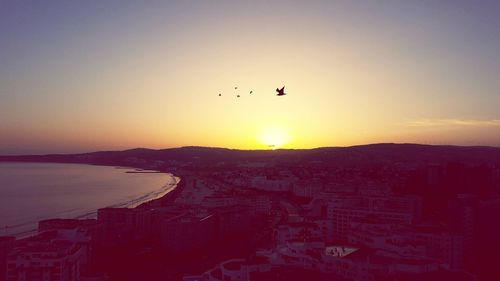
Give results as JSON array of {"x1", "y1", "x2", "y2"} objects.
[{"x1": 0, "y1": 0, "x2": 499, "y2": 154}]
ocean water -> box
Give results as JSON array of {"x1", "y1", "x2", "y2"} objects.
[{"x1": 0, "y1": 162, "x2": 177, "y2": 237}]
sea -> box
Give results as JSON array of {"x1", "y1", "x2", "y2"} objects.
[{"x1": 0, "y1": 162, "x2": 178, "y2": 237}]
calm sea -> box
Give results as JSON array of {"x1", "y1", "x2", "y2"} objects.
[{"x1": 0, "y1": 162, "x2": 177, "y2": 237}]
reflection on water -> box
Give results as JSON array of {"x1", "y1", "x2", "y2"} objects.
[{"x1": 0, "y1": 162, "x2": 176, "y2": 237}]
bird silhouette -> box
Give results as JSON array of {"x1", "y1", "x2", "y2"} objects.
[
  {"x1": 276, "y1": 86, "x2": 286, "y2": 96},
  {"x1": 237, "y1": 95, "x2": 240, "y2": 98},
  {"x1": 234, "y1": 86, "x2": 238, "y2": 89},
  {"x1": 218, "y1": 93, "x2": 221, "y2": 96},
  {"x1": 250, "y1": 90, "x2": 253, "y2": 94}
]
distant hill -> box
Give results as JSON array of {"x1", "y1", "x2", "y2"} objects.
[{"x1": 0, "y1": 143, "x2": 499, "y2": 168}]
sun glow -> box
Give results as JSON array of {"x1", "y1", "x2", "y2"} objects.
[{"x1": 257, "y1": 127, "x2": 291, "y2": 149}]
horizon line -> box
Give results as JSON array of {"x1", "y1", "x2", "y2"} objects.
[{"x1": 2, "y1": 142, "x2": 500, "y2": 157}]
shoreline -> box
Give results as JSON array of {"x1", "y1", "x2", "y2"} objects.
[
  {"x1": 0, "y1": 164, "x2": 181, "y2": 238},
  {"x1": 136, "y1": 174, "x2": 184, "y2": 209}
]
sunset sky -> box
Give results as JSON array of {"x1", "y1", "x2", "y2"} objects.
[{"x1": 1, "y1": 0, "x2": 499, "y2": 154}]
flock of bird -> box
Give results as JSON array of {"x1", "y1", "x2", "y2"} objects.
[{"x1": 218, "y1": 86, "x2": 286, "y2": 98}]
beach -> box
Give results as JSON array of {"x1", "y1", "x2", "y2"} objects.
[{"x1": 0, "y1": 163, "x2": 179, "y2": 237}]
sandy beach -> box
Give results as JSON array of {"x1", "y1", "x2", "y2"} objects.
[{"x1": 0, "y1": 163, "x2": 178, "y2": 237}]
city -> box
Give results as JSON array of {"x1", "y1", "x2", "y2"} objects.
[
  {"x1": 1, "y1": 144, "x2": 499, "y2": 281},
  {"x1": 1, "y1": 1, "x2": 499, "y2": 281}
]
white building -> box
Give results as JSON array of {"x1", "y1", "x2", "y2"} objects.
[{"x1": 6, "y1": 229, "x2": 90, "y2": 281}]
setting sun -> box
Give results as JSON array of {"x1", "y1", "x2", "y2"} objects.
[{"x1": 257, "y1": 127, "x2": 291, "y2": 149}]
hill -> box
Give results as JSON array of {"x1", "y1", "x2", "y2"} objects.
[{"x1": 1, "y1": 143, "x2": 499, "y2": 168}]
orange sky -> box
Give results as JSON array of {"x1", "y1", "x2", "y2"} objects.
[{"x1": 1, "y1": 1, "x2": 499, "y2": 154}]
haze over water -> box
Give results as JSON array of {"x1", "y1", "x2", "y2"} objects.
[{"x1": 0, "y1": 162, "x2": 176, "y2": 237}]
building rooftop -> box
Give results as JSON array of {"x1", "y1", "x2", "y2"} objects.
[{"x1": 325, "y1": 246, "x2": 359, "y2": 257}]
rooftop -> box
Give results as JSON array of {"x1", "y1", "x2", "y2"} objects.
[{"x1": 325, "y1": 246, "x2": 359, "y2": 257}]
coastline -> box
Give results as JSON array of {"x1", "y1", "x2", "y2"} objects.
[
  {"x1": 0, "y1": 163, "x2": 181, "y2": 238},
  {"x1": 136, "y1": 174, "x2": 184, "y2": 209}
]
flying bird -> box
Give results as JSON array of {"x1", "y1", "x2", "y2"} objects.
[
  {"x1": 276, "y1": 86, "x2": 286, "y2": 96},
  {"x1": 250, "y1": 90, "x2": 253, "y2": 94},
  {"x1": 218, "y1": 93, "x2": 222, "y2": 96},
  {"x1": 234, "y1": 86, "x2": 238, "y2": 89},
  {"x1": 237, "y1": 95, "x2": 240, "y2": 98}
]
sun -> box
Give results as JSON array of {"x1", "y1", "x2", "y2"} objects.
[{"x1": 257, "y1": 127, "x2": 291, "y2": 149}]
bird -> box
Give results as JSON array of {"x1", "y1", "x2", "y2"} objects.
[
  {"x1": 276, "y1": 86, "x2": 286, "y2": 96},
  {"x1": 250, "y1": 90, "x2": 253, "y2": 94},
  {"x1": 234, "y1": 86, "x2": 238, "y2": 89},
  {"x1": 218, "y1": 93, "x2": 221, "y2": 96},
  {"x1": 237, "y1": 95, "x2": 240, "y2": 98}
]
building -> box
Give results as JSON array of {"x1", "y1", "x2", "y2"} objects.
[
  {"x1": 320, "y1": 247, "x2": 440, "y2": 280},
  {"x1": 312, "y1": 218, "x2": 335, "y2": 243},
  {"x1": 183, "y1": 256, "x2": 271, "y2": 281},
  {"x1": 327, "y1": 196, "x2": 421, "y2": 242},
  {"x1": 201, "y1": 196, "x2": 238, "y2": 209},
  {"x1": 38, "y1": 219, "x2": 104, "y2": 245},
  {"x1": 0, "y1": 237, "x2": 15, "y2": 281},
  {"x1": 275, "y1": 222, "x2": 322, "y2": 247},
  {"x1": 448, "y1": 194, "x2": 478, "y2": 267},
  {"x1": 214, "y1": 206, "x2": 252, "y2": 240},
  {"x1": 348, "y1": 222, "x2": 465, "y2": 270},
  {"x1": 160, "y1": 212, "x2": 216, "y2": 254},
  {"x1": 292, "y1": 180, "x2": 322, "y2": 198},
  {"x1": 6, "y1": 229, "x2": 89, "y2": 281},
  {"x1": 250, "y1": 176, "x2": 294, "y2": 192},
  {"x1": 253, "y1": 195, "x2": 271, "y2": 215},
  {"x1": 97, "y1": 207, "x2": 154, "y2": 242}
]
